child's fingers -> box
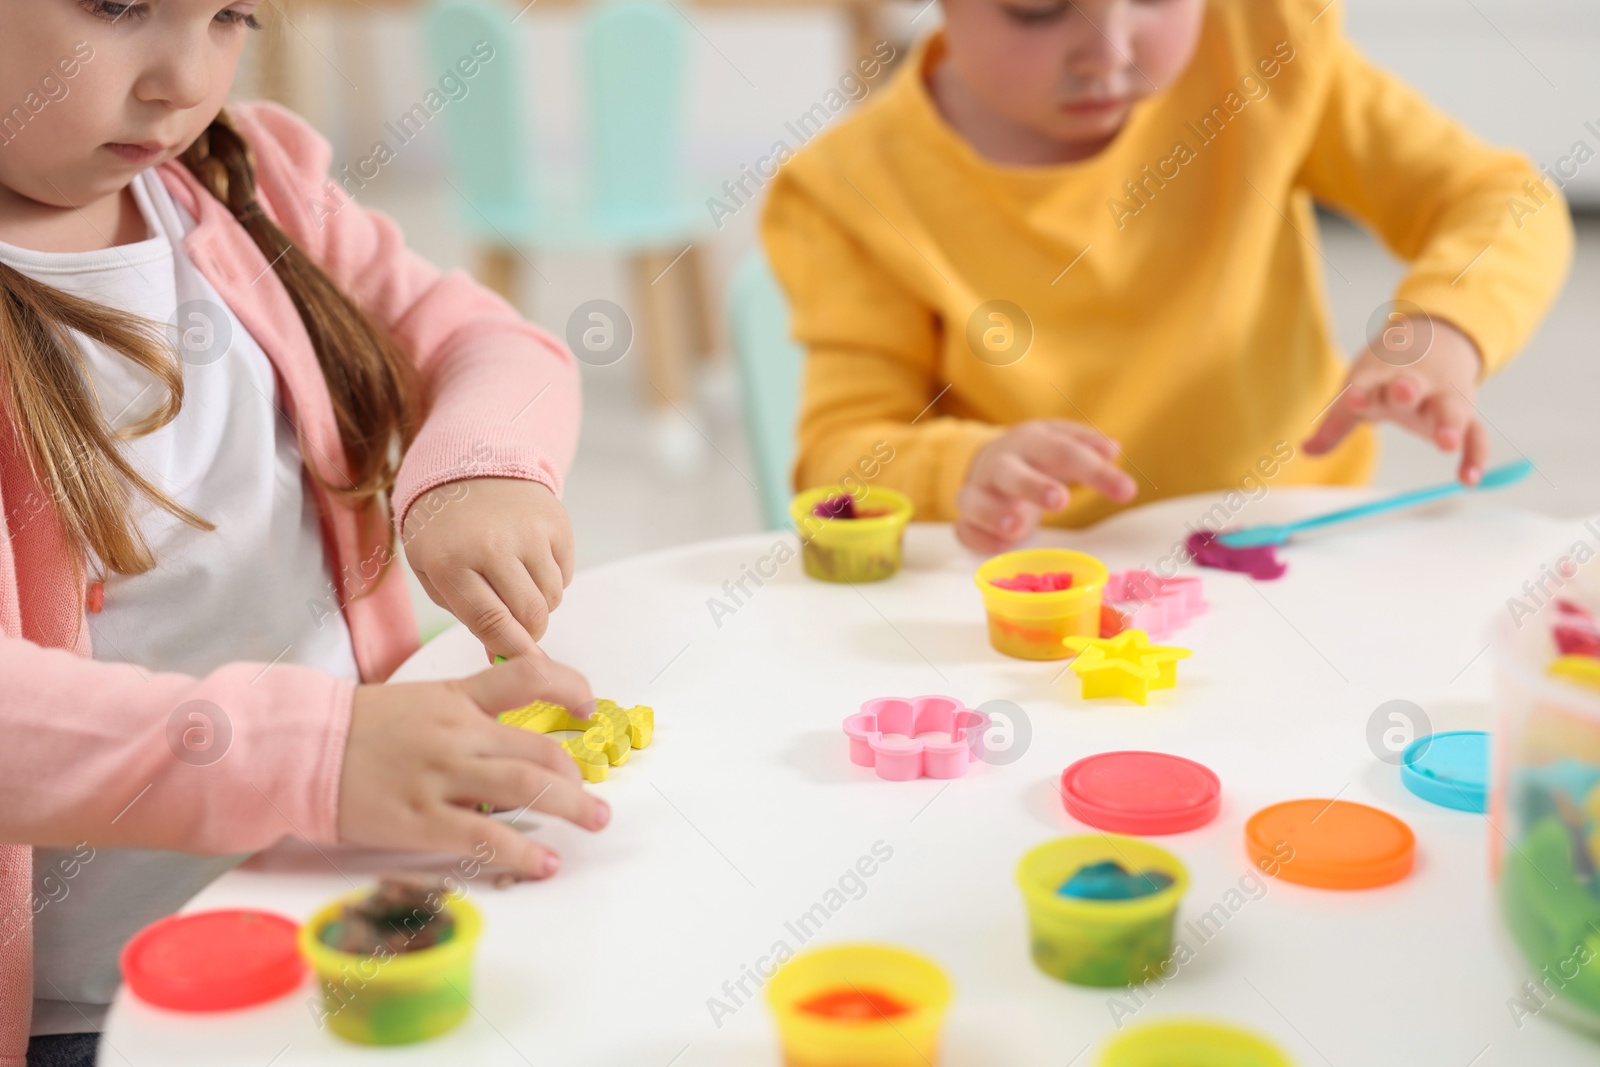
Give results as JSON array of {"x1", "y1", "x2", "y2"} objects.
[
  {"x1": 551, "y1": 525, "x2": 576, "y2": 588},
  {"x1": 525, "y1": 550, "x2": 566, "y2": 619},
  {"x1": 1022, "y1": 435, "x2": 1136, "y2": 503},
  {"x1": 482, "y1": 557, "x2": 553, "y2": 645},
  {"x1": 1303, "y1": 395, "x2": 1361, "y2": 455},
  {"x1": 956, "y1": 484, "x2": 1037, "y2": 544},
  {"x1": 460, "y1": 652, "x2": 595, "y2": 720},
  {"x1": 1374, "y1": 371, "x2": 1429, "y2": 415},
  {"x1": 1045, "y1": 420, "x2": 1121, "y2": 459},
  {"x1": 440, "y1": 808, "x2": 561, "y2": 879},
  {"x1": 435, "y1": 567, "x2": 541, "y2": 660},
  {"x1": 478, "y1": 717, "x2": 585, "y2": 782},
  {"x1": 988, "y1": 454, "x2": 1069, "y2": 512},
  {"x1": 1421, "y1": 391, "x2": 1472, "y2": 452},
  {"x1": 454, "y1": 759, "x2": 608, "y2": 831},
  {"x1": 1459, "y1": 420, "x2": 1490, "y2": 485},
  {"x1": 955, "y1": 519, "x2": 1014, "y2": 555}
]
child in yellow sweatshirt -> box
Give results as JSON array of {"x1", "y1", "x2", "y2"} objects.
[{"x1": 762, "y1": 0, "x2": 1573, "y2": 553}]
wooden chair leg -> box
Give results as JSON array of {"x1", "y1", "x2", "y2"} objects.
[
  {"x1": 680, "y1": 243, "x2": 720, "y2": 363},
  {"x1": 631, "y1": 249, "x2": 692, "y2": 407},
  {"x1": 478, "y1": 245, "x2": 522, "y2": 307}
]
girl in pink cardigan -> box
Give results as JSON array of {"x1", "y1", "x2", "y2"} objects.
[{"x1": 0, "y1": 3, "x2": 609, "y2": 1063}]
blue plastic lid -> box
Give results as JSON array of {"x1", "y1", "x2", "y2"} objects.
[{"x1": 1401, "y1": 730, "x2": 1488, "y2": 813}]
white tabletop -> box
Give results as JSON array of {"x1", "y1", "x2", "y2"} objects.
[{"x1": 102, "y1": 488, "x2": 1600, "y2": 1066}]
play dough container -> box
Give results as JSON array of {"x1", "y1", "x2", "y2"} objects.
[
  {"x1": 1015, "y1": 836, "x2": 1189, "y2": 988},
  {"x1": 976, "y1": 549, "x2": 1109, "y2": 659},
  {"x1": 1490, "y1": 602, "x2": 1600, "y2": 1036},
  {"x1": 299, "y1": 892, "x2": 483, "y2": 1045},
  {"x1": 766, "y1": 943, "x2": 952, "y2": 1066},
  {"x1": 790, "y1": 486, "x2": 914, "y2": 583},
  {"x1": 1097, "y1": 1018, "x2": 1292, "y2": 1067}
]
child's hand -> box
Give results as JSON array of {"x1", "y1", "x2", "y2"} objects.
[
  {"x1": 339, "y1": 652, "x2": 604, "y2": 879},
  {"x1": 956, "y1": 420, "x2": 1138, "y2": 553},
  {"x1": 403, "y1": 478, "x2": 575, "y2": 661},
  {"x1": 1304, "y1": 317, "x2": 1490, "y2": 484}
]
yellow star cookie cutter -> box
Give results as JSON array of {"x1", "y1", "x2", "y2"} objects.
[
  {"x1": 498, "y1": 699, "x2": 655, "y2": 782},
  {"x1": 1061, "y1": 629, "x2": 1191, "y2": 705}
]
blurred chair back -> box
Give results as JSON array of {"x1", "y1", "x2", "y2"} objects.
[
  {"x1": 728, "y1": 250, "x2": 805, "y2": 530},
  {"x1": 583, "y1": 0, "x2": 688, "y2": 233},
  {"x1": 422, "y1": 0, "x2": 534, "y2": 235}
]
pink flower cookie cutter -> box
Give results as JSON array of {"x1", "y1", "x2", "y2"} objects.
[
  {"x1": 1103, "y1": 569, "x2": 1208, "y2": 639},
  {"x1": 842, "y1": 696, "x2": 991, "y2": 781}
]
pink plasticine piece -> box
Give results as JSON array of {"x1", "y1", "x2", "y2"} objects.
[
  {"x1": 842, "y1": 696, "x2": 991, "y2": 781},
  {"x1": 1102, "y1": 569, "x2": 1208, "y2": 639},
  {"x1": 990, "y1": 571, "x2": 1074, "y2": 592},
  {"x1": 1187, "y1": 531, "x2": 1286, "y2": 581}
]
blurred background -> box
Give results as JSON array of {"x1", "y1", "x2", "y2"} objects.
[{"x1": 229, "y1": 0, "x2": 1598, "y2": 635}]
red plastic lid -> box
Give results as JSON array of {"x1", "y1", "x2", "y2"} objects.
[
  {"x1": 120, "y1": 909, "x2": 304, "y2": 1011},
  {"x1": 1059, "y1": 751, "x2": 1222, "y2": 834}
]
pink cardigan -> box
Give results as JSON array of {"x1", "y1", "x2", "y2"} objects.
[{"x1": 0, "y1": 102, "x2": 580, "y2": 1058}]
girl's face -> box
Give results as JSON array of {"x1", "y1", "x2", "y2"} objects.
[
  {"x1": 0, "y1": 0, "x2": 259, "y2": 213},
  {"x1": 941, "y1": 0, "x2": 1205, "y2": 149}
]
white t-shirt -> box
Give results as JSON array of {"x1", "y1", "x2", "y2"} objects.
[{"x1": 0, "y1": 169, "x2": 362, "y2": 1034}]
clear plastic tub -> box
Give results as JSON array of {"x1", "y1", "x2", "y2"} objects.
[
  {"x1": 975, "y1": 549, "x2": 1109, "y2": 660},
  {"x1": 1491, "y1": 606, "x2": 1600, "y2": 1035},
  {"x1": 790, "y1": 486, "x2": 914, "y2": 583}
]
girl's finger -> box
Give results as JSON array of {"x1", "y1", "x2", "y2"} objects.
[
  {"x1": 1304, "y1": 395, "x2": 1361, "y2": 455},
  {"x1": 1022, "y1": 434, "x2": 1136, "y2": 503},
  {"x1": 482, "y1": 555, "x2": 551, "y2": 644},
  {"x1": 438, "y1": 567, "x2": 540, "y2": 661},
  {"x1": 956, "y1": 484, "x2": 1037, "y2": 545},
  {"x1": 473, "y1": 715, "x2": 584, "y2": 781},
  {"x1": 955, "y1": 520, "x2": 1012, "y2": 555},
  {"x1": 551, "y1": 523, "x2": 576, "y2": 588},
  {"x1": 989, "y1": 454, "x2": 1069, "y2": 512},
  {"x1": 1375, "y1": 371, "x2": 1428, "y2": 415},
  {"x1": 1046, "y1": 420, "x2": 1121, "y2": 459},
  {"x1": 525, "y1": 548, "x2": 566, "y2": 621},
  {"x1": 438, "y1": 808, "x2": 561, "y2": 880},
  {"x1": 459, "y1": 651, "x2": 594, "y2": 721},
  {"x1": 1422, "y1": 391, "x2": 1472, "y2": 452},
  {"x1": 1459, "y1": 420, "x2": 1491, "y2": 485},
  {"x1": 451, "y1": 759, "x2": 608, "y2": 831}
]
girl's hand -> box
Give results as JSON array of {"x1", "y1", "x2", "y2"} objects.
[
  {"x1": 956, "y1": 420, "x2": 1138, "y2": 553},
  {"x1": 403, "y1": 478, "x2": 575, "y2": 661},
  {"x1": 338, "y1": 652, "x2": 605, "y2": 879},
  {"x1": 1304, "y1": 317, "x2": 1490, "y2": 484}
]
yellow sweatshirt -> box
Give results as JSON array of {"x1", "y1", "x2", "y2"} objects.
[{"x1": 762, "y1": 0, "x2": 1573, "y2": 528}]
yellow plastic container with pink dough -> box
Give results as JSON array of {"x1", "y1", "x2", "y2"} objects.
[
  {"x1": 1016, "y1": 836, "x2": 1189, "y2": 988},
  {"x1": 299, "y1": 892, "x2": 483, "y2": 1045},
  {"x1": 790, "y1": 486, "x2": 914, "y2": 583},
  {"x1": 765, "y1": 943, "x2": 952, "y2": 1066},
  {"x1": 975, "y1": 548, "x2": 1109, "y2": 660}
]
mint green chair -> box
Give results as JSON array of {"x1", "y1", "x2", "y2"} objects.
[
  {"x1": 728, "y1": 250, "x2": 805, "y2": 530},
  {"x1": 422, "y1": 0, "x2": 714, "y2": 418}
]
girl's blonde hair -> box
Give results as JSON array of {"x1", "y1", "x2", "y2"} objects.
[{"x1": 0, "y1": 110, "x2": 425, "y2": 619}]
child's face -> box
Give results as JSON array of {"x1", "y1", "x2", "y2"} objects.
[
  {"x1": 0, "y1": 0, "x2": 257, "y2": 212},
  {"x1": 941, "y1": 0, "x2": 1205, "y2": 148}
]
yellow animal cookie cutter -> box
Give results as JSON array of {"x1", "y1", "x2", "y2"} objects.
[{"x1": 498, "y1": 699, "x2": 655, "y2": 782}]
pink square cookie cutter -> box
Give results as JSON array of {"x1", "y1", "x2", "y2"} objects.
[
  {"x1": 1103, "y1": 569, "x2": 1207, "y2": 640},
  {"x1": 842, "y1": 696, "x2": 991, "y2": 781}
]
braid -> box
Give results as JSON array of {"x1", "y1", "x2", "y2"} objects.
[{"x1": 180, "y1": 111, "x2": 426, "y2": 596}]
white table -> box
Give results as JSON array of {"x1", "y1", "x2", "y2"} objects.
[{"x1": 103, "y1": 489, "x2": 1600, "y2": 1066}]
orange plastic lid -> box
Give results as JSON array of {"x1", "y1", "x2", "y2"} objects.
[{"x1": 1246, "y1": 799, "x2": 1415, "y2": 889}]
